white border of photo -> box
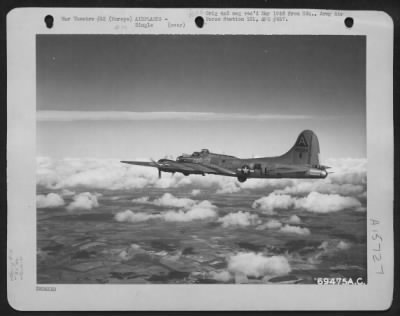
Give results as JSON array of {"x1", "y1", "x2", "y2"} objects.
[{"x1": 7, "y1": 8, "x2": 393, "y2": 310}]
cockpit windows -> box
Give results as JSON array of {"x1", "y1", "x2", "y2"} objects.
[{"x1": 191, "y1": 149, "x2": 209, "y2": 157}]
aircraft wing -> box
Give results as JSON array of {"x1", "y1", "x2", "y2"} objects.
[
  {"x1": 159, "y1": 160, "x2": 198, "y2": 173},
  {"x1": 122, "y1": 159, "x2": 198, "y2": 173},
  {"x1": 161, "y1": 161, "x2": 221, "y2": 174},
  {"x1": 121, "y1": 161, "x2": 158, "y2": 167},
  {"x1": 182, "y1": 162, "x2": 218, "y2": 174},
  {"x1": 121, "y1": 160, "x2": 236, "y2": 176}
]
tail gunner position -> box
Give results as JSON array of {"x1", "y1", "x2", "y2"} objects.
[{"x1": 121, "y1": 130, "x2": 330, "y2": 183}]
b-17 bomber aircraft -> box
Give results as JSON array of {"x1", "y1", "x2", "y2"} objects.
[{"x1": 121, "y1": 130, "x2": 329, "y2": 183}]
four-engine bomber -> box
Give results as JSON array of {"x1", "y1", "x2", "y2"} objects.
[{"x1": 122, "y1": 130, "x2": 329, "y2": 183}]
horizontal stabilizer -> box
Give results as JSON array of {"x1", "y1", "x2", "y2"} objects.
[{"x1": 319, "y1": 165, "x2": 331, "y2": 169}]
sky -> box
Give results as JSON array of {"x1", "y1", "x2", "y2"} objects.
[{"x1": 37, "y1": 35, "x2": 366, "y2": 160}]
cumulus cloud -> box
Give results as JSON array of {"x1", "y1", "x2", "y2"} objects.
[
  {"x1": 162, "y1": 201, "x2": 217, "y2": 222},
  {"x1": 325, "y1": 158, "x2": 367, "y2": 185},
  {"x1": 132, "y1": 193, "x2": 209, "y2": 211},
  {"x1": 36, "y1": 193, "x2": 65, "y2": 208},
  {"x1": 252, "y1": 193, "x2": 294, "y2": 214},
  {"x1": 209, "y1": 270, "x2": 232, "y2": 282},
  {"x1": 228, "y1": 252, "x2": 291, "y2": 278},
  {"x1": 114, "y1": 210, "x2": 160, "y2": 222},
  {"x1": 191, "y1": 189, "x2": 201, "y2": 196},
  {"x1": 256, "y1": 219, "x2": 283, "y2": 230},
  {"x1": 66, "y1": 192, "x2": 99, "y2": 211},
  {"x1": 337, "y1": 240, "x2": 351, "y2": 250},
  {"x1": 279, "y1": 224, "x2": 311, "y2": 236},
  {"x1": 152, "y1": 193, "x2": 197, "y2": 209},
  {"x1": 294, "y1": 192, "x2": 361, "y2": 213},
  {"x1": 287, "y1": 215, "x2": 301, "y2": 224},
  {"x1": 218, "y1": 211, "x2": 261, "y2": 228},
  {"x1": 114, "y1": 200, "x2": 217, "y2": 223}
]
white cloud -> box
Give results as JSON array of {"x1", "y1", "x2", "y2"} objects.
[
  {"x1": 252, "y1": 193, "x2": 294, "y2": 214},
  {"x1": 256, "y1": 219, "x2": 283, "y2": 230},
  {"x1": 132, "y1": 193, "x2": 204, "y2": 210},
  {"x1": 295, "y1": 192, "x2": 361, "y2": 213},
  {"x1": 228, "y1": 252, "x2": 291, "y2": 278},
  {"x1": 37, "y1": 110, "x2": 313, "y2": 122},
  {"x1": 191, "y1": 189, "x2": 201, "y2": 196},
  {"x1": 66, "y1": 192, "x2": 99, "y2": 211},
  {"x1": 209, "y1": 270, "x2": 232, "y2": 282},
  {"x1": 287, "y1": 215, "x2": 301, "y2": 224},
  {"x1": 153, "y1": 193, "x2": 196, "y2": 209},
  {"x1": 162, "y1": 201, "x2": 217, "y2": 222},
  {"x1": 114, "y1": 210, "x2": 160, "y2": 222},
  {"x1": 337, "y1": 240, "x2": 351, "y2": 250},
  {"x1": 279, "y1": 224, "x2": 311, "y2": 236},
  {"x1": 36, "y1": 193, "x2": 65, "y2": 208},
  {"x1": 218, "y1": 211, "x2": 261, "y2": 228},
  {"x1": 325, "y1": 158, "x2": 367, "y2": 185}
]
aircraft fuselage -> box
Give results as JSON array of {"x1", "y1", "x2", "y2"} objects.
[{"x1": 173, "y1": 152, "x2": 327, "y2": 181}]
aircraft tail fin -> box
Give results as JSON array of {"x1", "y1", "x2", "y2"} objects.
[{"x1": 280, "y1": 130, "x2": 320, "y2": 165}]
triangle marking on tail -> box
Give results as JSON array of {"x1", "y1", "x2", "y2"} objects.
[{"x1": 296, "y1": 135, "x2": 308, "y2": 147}]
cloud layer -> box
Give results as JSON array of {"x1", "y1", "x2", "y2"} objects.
[
  {"x1": 115, "y1": 194, "x2": 217, "y2": 223},
  {"x1": 37, "y1": 157, "x2": 366, "y2": 202},
  {"x1": 132, "y1": 193, "x2": 196, "y2": 209},
  {"x1": 253, "y1": 191, "x2": 363, "y2": 214}
]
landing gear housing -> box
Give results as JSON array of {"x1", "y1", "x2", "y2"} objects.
[{"x1": 237, "y1": 176, "x2": 247, "y2": 183}]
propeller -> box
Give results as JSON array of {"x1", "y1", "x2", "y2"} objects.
[{"x1": 151, "y1": 159, "x2": 162, "y2": 179}]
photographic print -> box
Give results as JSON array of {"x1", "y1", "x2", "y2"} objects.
[{"x1": 36, "y1": 34, "x2": 368, "y2": 285}]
